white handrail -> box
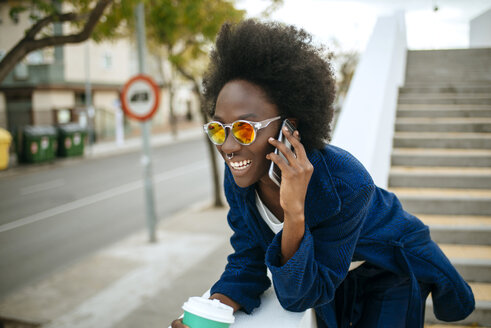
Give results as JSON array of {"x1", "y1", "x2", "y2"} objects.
[{"x1": 331, "y1": 12, "x2": 407, "y2": 188}]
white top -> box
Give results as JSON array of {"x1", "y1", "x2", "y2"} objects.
[
  {"x1": 255, "y1": 191, "x2": 365, "y2": 271},
  {"x1": 255, "y1": 191, "x2": 284, "y2": 234}
]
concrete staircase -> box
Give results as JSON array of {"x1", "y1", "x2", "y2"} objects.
[{"x1": 389, "y1": 48, "x2": 491, "y2": 327}]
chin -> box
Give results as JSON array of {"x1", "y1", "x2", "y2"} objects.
[{"x1": 232, "y1": 176, "x2": 254, "y2": 188}]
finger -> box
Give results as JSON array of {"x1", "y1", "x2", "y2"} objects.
[
  {"x1": 284, "y1": 128, "x2": 308, "y2": 161},
  {"x1": 268, "y1": 136, "x2": 297, "y2": 166},
  {"x1": 267, "y1": 150, "x2": 293, "y2": 174},
  {"x1": 171, "y1": 319, "x2": 188, "y2": 328}
]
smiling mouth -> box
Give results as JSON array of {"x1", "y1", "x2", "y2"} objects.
[{"x1": 229, "y1": 159, "x2": 252, "y2": 170}]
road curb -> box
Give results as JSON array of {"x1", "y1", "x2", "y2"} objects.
[{"x1": 0, "y1": 128, "x2": 203, "y2": 180}]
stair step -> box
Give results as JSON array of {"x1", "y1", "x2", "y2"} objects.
[
  {"x1": 441, "y1": 244, "x2": 491, "y2": 283},
  {"x1": 420, "y1": 214, "x2": 491, "y2": 227},
  {"x1": 398, "y1": 97, "x2": 491, "y2": 105},
  {"x1": 400, "y1": 84, "x2": 491, "y2": 94},
  {"x1": 389, "y1": 166, "x2": 491, "y2": 189},
  {"x1": 395, "y1": 118, "x2": 491, "y2": 133},
  {"x1": 389, "y1": 188, "x2": 491, "y2": 216},
  {"x1": 399, "y1": 93, "x2": 491, "y2": 100},
  {"x1": 425, "y1": 282, "x2": 491, "y2": 326},
  {"x1": 391, "y1": 148, "x2": 491, "y2": 168},
  {"x1": 440, "y1": 244, "x2": 491, "y2": 283},
  {"x1": 405, "y1": 48, "x2": 491, "y2": 85},
  {"x1": 440, "y1": 244, "x2": 491, "y2": 262},
  {"x1": 397, "y1": 106, "x2": 491, "y2": 118},
  {"x1": 421, "y1": 215, "x2": 491, "y2": 245},
  {"x1": 393, "y1": 132, "x2": 491, "y2": 149}
]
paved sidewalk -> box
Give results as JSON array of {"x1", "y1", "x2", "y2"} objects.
[{"x1": 0, "y1": 202, "x2": 232, "y2": 328}]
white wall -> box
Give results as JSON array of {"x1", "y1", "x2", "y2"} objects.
[
  {"x1": 64, "y1": 40, "x2": 132, "y2": 84},
  {"x1": 470, "y1": 7, "x2": 491, "y2": 48},
  {"x1": 32, "y1": 90, "x2": 75, "y2": 125},
  {"x1": 331, "y1": 12, "x2": 407, "y2": 188},
  {"x1": 93, "y1": 90, "x2": 119, "y2": 111},
  {"x1": 0, "y1": 4, "x2": 32, "y2": 55}
]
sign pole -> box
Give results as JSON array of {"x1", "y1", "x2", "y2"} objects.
[{"x1": 135, "y1": 2, "x2": 157, "y2": 243}]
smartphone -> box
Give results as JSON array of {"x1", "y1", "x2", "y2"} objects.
[{"x1": 268, "y1": 119, "x2": 297, "y2": 187}]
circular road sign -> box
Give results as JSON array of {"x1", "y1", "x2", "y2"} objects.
[{"x1": 121, "y1": 74, "x2": 160, "y2": 121}]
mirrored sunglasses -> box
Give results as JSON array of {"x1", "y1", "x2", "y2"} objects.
[{"x1": 203, "y1": 116, "x2": 281, "y2": 145}]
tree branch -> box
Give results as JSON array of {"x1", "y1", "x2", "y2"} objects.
[
  {"x1": 0, "y1": 0, "x2": 113, "y2": 83},
  {"x1": 26, "y1": 12, "x2": 84, "y2": 40}
]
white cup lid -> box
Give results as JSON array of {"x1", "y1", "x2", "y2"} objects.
[{"x1": 182, "y1": 297, "x2": 235, "y2": 324}]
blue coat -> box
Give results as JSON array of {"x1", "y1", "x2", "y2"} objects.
[{"x1": 210, "y1": 145, "x2": 475, "y2": 326}]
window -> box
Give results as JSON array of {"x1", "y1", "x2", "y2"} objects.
[
  {"x1": 101, "y1": 51, "x2": 113, "y2": 70},
  {"x1": 27, "y1": 50, "x2": 43, "y2": 64}
]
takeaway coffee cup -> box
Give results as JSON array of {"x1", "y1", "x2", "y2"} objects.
[{"x1": 182, "y1": 297, "x2": 235, "y2": 328}]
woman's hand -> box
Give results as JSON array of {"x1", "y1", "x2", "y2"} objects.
[
  {"x1": 267, "y1": 127, "x2": 313, "y2": 265},
  {"x1": 170, "y1": 318, "x2": 188, "y2": 328},
  {"x1": 267, "y1": 127, "x2": 313, "y2": 219}
]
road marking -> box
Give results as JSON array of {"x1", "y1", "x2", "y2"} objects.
[
  {"x1": 20, "y1": 179, "x2": 65, "y2": 195},
  {"x1": 0, "y1": 161, "x2": 208, "y2": 233}
]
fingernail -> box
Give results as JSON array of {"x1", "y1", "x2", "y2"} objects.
[{"x1": 269, "y1": 137, "x2": 274, "y2": 142}]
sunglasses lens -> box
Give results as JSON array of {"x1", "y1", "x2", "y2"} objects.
[
  {"x1": 232, "y1": 121, "x2": 255, "y2": 144},
  {"x1": 207, "y1": 122, "x2": 226, "y2": 144}
]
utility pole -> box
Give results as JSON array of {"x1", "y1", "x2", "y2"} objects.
[
  {"x1": 85, "y1": 42, "x2": 95, "y2": 150},
  {"x1": 135, "y1": 2, "x2": 157, "y2": 243}
]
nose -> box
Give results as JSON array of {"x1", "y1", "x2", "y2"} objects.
[{"x1": 220, "y1": 127, "x2": 241, "y2": 155}]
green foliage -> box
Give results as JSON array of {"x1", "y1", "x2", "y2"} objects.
[
  {"x1": 10, "y1": 0, "x2": 63, "y2": 22},
  {"x1": 145, "y1": 0, "x2": 245, "y2": 74}
]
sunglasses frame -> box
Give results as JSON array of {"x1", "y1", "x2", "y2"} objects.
[{"x1": 203, "y1": 116, "x2": 281, "y2": 145}]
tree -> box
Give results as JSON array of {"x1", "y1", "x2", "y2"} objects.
[
  {"x1": 0, "y1": 0, "x2": 114, "y2": 83},
  {"x1": 144, "y1": 0, "x2": 246, "y2": 207},
  {"x1": 126, "y1": 0, "x2": 282, "y2": 208}
]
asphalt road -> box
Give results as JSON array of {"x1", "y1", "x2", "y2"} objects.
[{"x1": 0, "y1": 137, "x2": 218, "y2": 299}]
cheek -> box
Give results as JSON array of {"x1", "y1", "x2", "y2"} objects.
[{"x1": 253, "y1": 141, "x2": 275, "y2": 164}]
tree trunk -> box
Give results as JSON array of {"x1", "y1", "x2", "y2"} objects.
[
  {"x1": 168, "y1": 67, "x2": 178, "y2": 137},
  {"x1": 175, "y1": 65, "x2": 223, "y2": 208}
]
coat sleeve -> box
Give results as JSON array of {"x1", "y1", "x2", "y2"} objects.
[
  {"x1": 209, "y1": 175, "x2": 271, "y2": 314},
  {"x1": 265, "y1": 184, "x2": 375, "y2": 312}
]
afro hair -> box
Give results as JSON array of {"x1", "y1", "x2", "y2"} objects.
[{"x1": 202, "y1": 19, "x2": 336, "y2": 150}]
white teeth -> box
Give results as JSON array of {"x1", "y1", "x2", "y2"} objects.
[{"x1": 230, "y1": 160, "x2": 252, "y2": 170}]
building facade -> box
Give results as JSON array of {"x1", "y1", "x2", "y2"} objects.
[{"x1": 0, "y1": 2, "x2": 200, "y2": 144}]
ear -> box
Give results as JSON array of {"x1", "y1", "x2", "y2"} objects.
[{"x1": 287, "y1": 118, "x2": 298, "y2": 128}]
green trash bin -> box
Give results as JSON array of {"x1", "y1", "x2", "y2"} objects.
[
  {"x1": 20, "y1": 125, "x2": 58, "y2": 163},
  {"x1": 57, "y1": 124, "x2": 86, "y2": 157}
]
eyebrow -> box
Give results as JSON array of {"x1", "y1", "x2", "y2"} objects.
[{"x1": 213, "y1": 113, "x2": 258, "y2": 121}]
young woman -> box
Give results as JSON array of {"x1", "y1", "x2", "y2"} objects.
[{"x1": 172, "y1": 19, "x2": 474, "y2": 328}]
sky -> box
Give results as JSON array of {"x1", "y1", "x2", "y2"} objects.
[{"x1": 235, "y1": 0, "x2": 491, "y2": 53}]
